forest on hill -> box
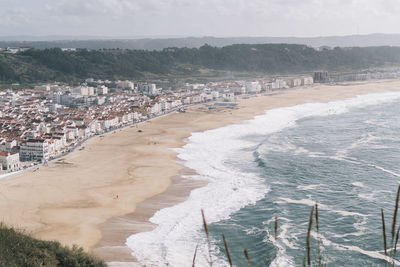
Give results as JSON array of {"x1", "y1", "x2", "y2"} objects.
[{"x1": 1, "y1": 43, "x2": 400, "y2": 84}]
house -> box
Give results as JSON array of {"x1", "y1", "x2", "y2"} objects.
[
  {"x1": 0, "y1": 152, "x2": 20, "y2": 172},
  {"x1": 0, "y1": 139, "x2": 18, "y2": 152}
]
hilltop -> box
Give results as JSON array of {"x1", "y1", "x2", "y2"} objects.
[
  {"x1": 1, "y1": 43, "x2": 400, "y2": 84},
  {"x1": 3, "y1": 33, "x2": 400, "y2": 50}
]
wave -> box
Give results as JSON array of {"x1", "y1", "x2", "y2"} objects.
[
  {"x1": 317, "y1": 232, "x2": 400, "y2": 265},
  {"x1": 126, "y1": 91, "x2": 400, "y2": 266},
  {"x1": 276, "y1": 197, "x2": 366, "y2": 217}
]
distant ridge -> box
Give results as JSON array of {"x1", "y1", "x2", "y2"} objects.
[{"x1": 2, "y1": 33, "x2": 400, "y2": 50}]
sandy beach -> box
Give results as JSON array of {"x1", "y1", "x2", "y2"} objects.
[{"x1": 1, "y1": 80, "x2": 400, "y2": 264}]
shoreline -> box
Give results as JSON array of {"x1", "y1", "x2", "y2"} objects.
[
  {"x1": 92, "y1": 167, "x2": 206, "y2": 265},
  {"x1": 1, "y1": 80, "x2": 400, "y2": 265}
]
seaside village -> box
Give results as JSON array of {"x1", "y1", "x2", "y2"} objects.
[{"x1": 0, "y1": 76, "x2": 314, "y2": 174}]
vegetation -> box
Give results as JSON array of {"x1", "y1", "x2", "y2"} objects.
[
  {"x1": 0, "y1": 224, "x2": 105, "y2": 267},
  {"x1": 1, "y1": 44, "x2": 400, "y2": 84}
]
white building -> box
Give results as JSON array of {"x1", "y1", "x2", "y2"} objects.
[
  {"x1": 139, "y1": 84, "x2": 159, "y2": 96},
  {"x1": 20, "y1": 139, "x2": 49, "y2": 162},
  {"x1": 61, "y1": 48, "x2": 77, "y2": 52},
  {"x1": 222, "y1": 92, "x2": 235, "y2": 101},
  {"x1": 34, "y1": 84, "x2": 50, "y2": 91},
  {"x1": 229, "y1": 85, "x2": 246, "y2": 95},
  {"x1": 0, "y1": 139, "x2": 17, "y2": 152},
  {"x1": 211, "y1": 91, "x2": 220, "y2": 99},
  {"x1": 97, "y1": 85, "x2": 108, "y2": 95},
  {"x1": 286, "y1": 78, "x2": 303, "y2": 88},
  {"x1": 0, "y1": 152, "x2": 20, "y2": 172},
  {"x1": 150, "y1": 102, "x2": 162, "y2": 115},
  {"x1": 302, "y1": 76, "x2": 314, "y2": 86},
  {"x1": 72, "y1": 86, "x2": 96, "y2": 96},
  {"x1": 245, "y1": 82, "x2": 261, "y2": 93},
  {"x1": 116, "y1": 81, "x2": 134, "y2": 90}
]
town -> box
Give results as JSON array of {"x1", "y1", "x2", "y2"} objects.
[{"x1": 0, "y1": 76, "x2": 314, "y2": 174}]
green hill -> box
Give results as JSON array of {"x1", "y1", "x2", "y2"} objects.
[
  {"x1": 1, "y1": 44, "x2": 400, "y2": 84},
  {"x1": 0, "y1": 224, "x2": 105, "y2": 267}
]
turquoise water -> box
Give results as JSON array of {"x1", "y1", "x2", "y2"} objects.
[
  {"x1": 210, "y1": 96, "x2": 400, "y2": 266},
  {"x1": 127, "y1": 91, "x2": 400, "y2": 266}
]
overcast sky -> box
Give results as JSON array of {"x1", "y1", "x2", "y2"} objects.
[{"x1": 1, "y1": 0, "x2": 400, "y2": 38}]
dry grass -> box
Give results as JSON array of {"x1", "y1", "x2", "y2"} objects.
[
  {"x1": 306, "y1": 206, "x2": 315, "y2": 266},
  {"x1": 391, "y1": 185, "x2": 400, "y2": 244},
  {"x1": 201, "y1": 209, "x2": 213, "y2": 267},
  {"x1": 192, "y1": 245, "x2": 198, "y2": 267},
  {"x1": 382, "y1": 208, "x2": 388, "y2": 256},
  {"x1": 244, "y1": 248, "x2": 252, "y2": 267},
  {"x1": 222, "y1": 234, "x2": 233, "y2": 267}
]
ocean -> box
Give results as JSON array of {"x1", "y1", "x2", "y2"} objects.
[{"x1": 126, "y1": 91, "x2": 400, "y2": 266}]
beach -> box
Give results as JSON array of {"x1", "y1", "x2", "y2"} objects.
[{"x1": 1, "y1": 80, "x2": 400, "y2": 265}]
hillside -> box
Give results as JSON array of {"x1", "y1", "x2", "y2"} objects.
[
  {"x1": 1, "y1": 43, "x2": 400, "y2": 84},
  {"x1": 0, "y1": 224, "x2": 105, "y2": 266}
]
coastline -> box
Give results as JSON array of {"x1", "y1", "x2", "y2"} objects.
[
  {"x1": 1, "y1": 80, "x2": 400, "y2": 265},
  {"x1": 92, "y1": 168, "x2": 206, "y2": 265}
]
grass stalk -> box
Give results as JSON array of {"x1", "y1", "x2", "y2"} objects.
[
  {"x1": 306, "y1": 206, "x2": 314, "y2": 266},
  {"x1": 394, "y1": 226, "x2": 400, "y2": 263},
  {"x1": 382, "y1": 208, "x2": 388, "y2": 256},
  {"x1": 244, "y1": 249, "x2": 252, "y2": 267},
  {"x1": 392, "y1": 185, "x2": 400, "y2": 243},
  {"x1": 222, "y1": 234, "x2": 233, "y2": 267},
  {"x1": 201, "y1": 209, "x2": 213, "y2": 267},
  {"x1": 192, "y1": 245, "x2": 198, "y2": 267},
  {"x1": 315, "y1": 203, "x2": 322, "y2": 267},
  {"x1": 315, "y1": 203, "x2": 319, "y2": 233}
]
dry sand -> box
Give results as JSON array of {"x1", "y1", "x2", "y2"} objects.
[{"x1": 1, "y1": 80, "x2": 400, "y2": 264}]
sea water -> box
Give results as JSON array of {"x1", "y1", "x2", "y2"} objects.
[{"x1": 127, "y1": 91, "x2": 400, "y2": 266}]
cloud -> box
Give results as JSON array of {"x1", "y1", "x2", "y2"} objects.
[
  {"x1": 44, "y1": 0, "x2": 140, "y2": 17},
  {"x1": 0, "y1": 0, "x2": 399, "y2": 37}
]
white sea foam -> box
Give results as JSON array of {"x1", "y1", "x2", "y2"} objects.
[
  {"x1": 262, "y1": 216, "x2": 296, "y2": 266},
  {"x1": 318, "y1": 232, "x2": 400, "y2": 265},
  {"x1": 344, "y1": 157, "x2": 400, "y2": 178},
  {"x1": 297, "y1": 184, "x2": 323, "y2": 190},
  {"x1": 126, "y1": 91, "x2": 400, "y2": 266},
  {"x1": 352, "y1": 181, "x2": 365, "y2": 188},
  {"x1": 277, "y1": 197, "x2": 366, "y2": 217}
]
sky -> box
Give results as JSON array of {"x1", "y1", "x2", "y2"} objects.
[{"x1": 1, "y1": 0, "x2": 400, "y2": 38}]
